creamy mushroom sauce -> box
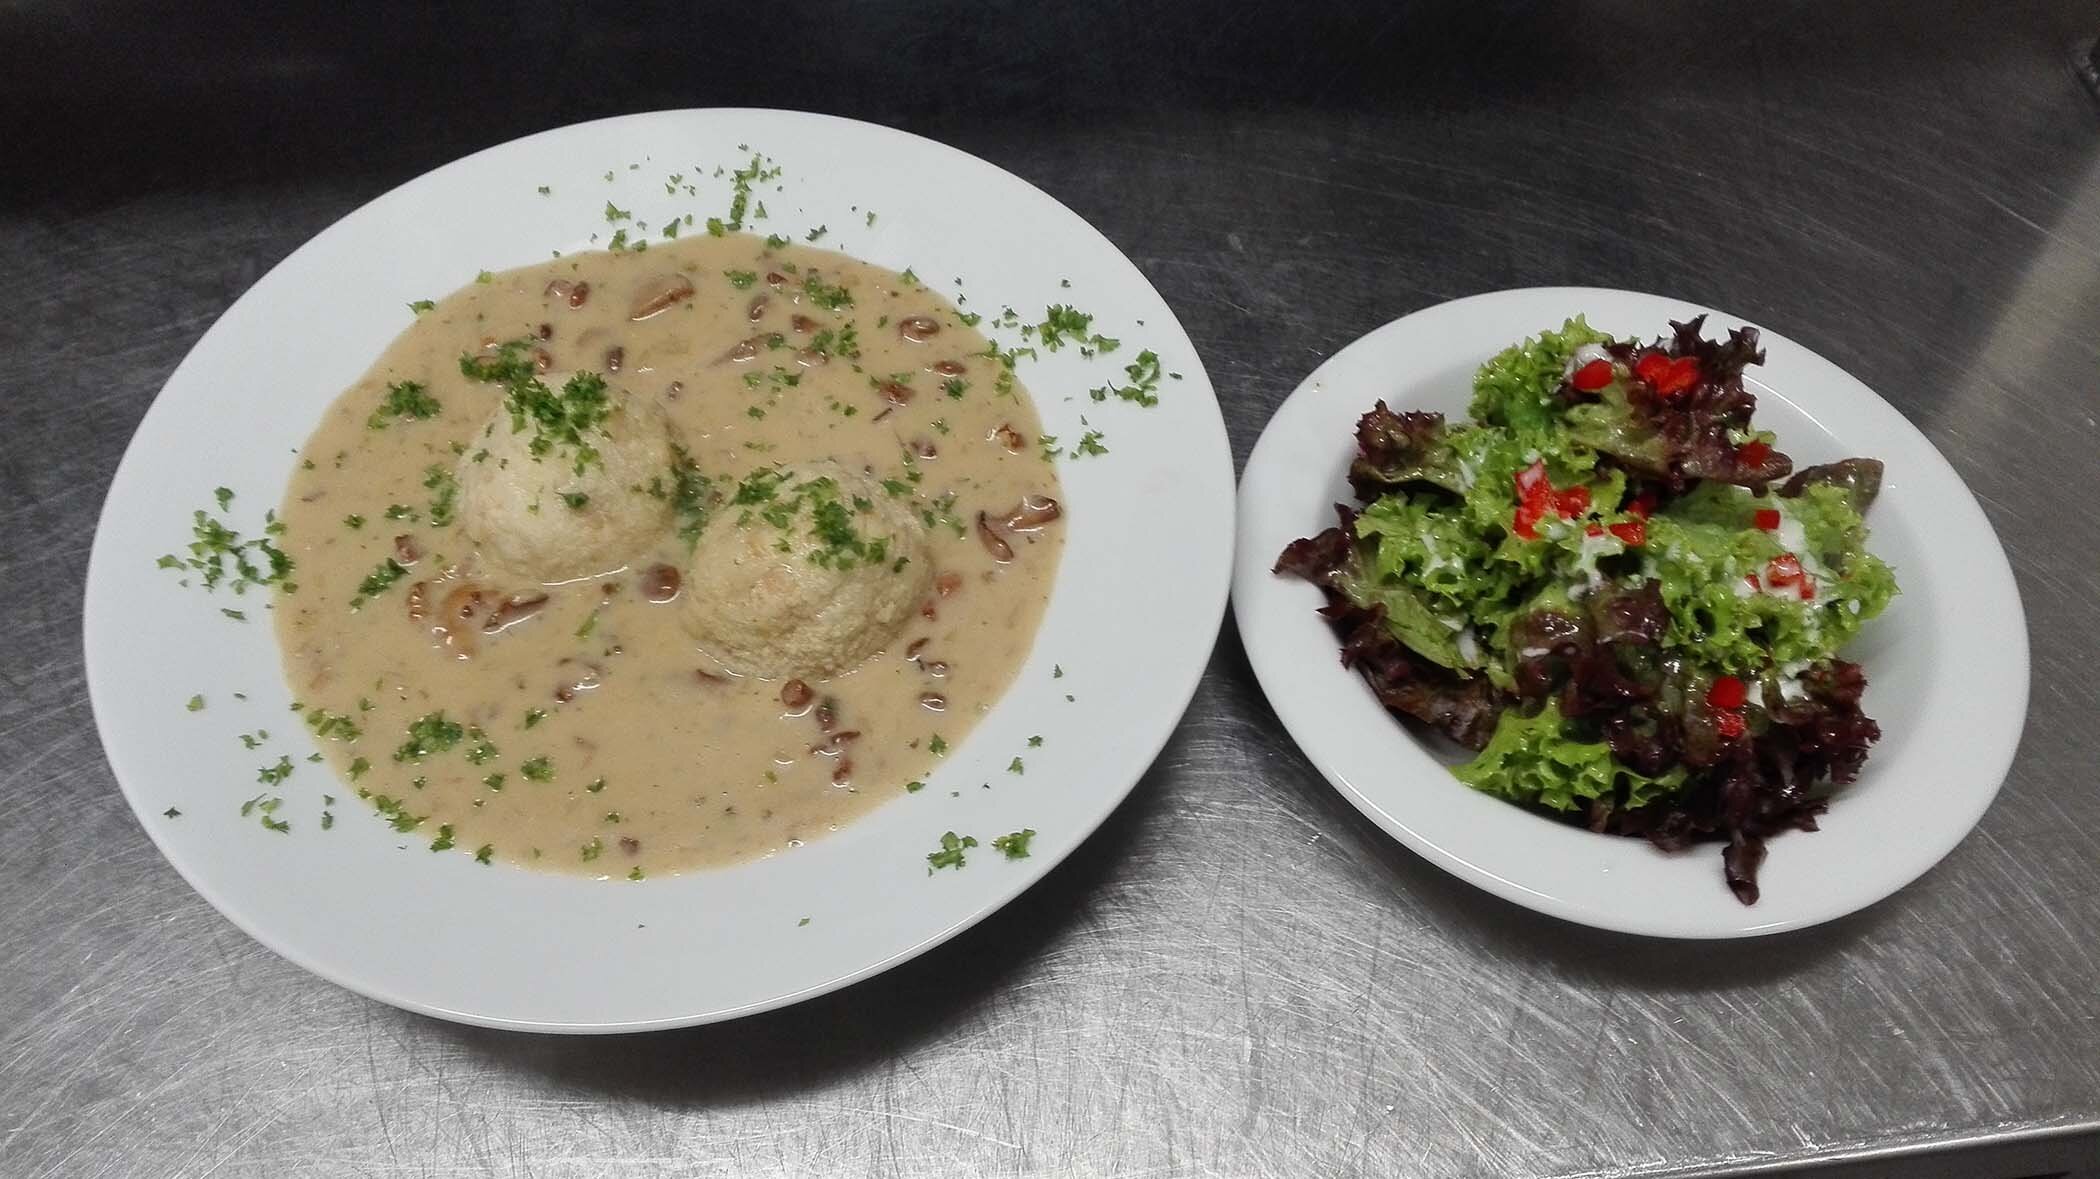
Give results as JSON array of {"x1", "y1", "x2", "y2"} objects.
[{"x1": 274, "y1": 234, "x2": 1063, "y2": 877}]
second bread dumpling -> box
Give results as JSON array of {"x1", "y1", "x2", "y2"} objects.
[{"x1": 683, "y1": 460, "x2": 933, "y2": 680}]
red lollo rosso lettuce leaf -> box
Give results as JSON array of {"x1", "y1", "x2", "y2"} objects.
[
  {"x1": 1561, "y1": 316, "x2": 1794, "y2": 492},
  {"x1": 1275, "y1": 505, "x2": 1504, "y2": 748},
  {"x1": 1346, "y1": 402, "x2": 1465, "y2": 500}
]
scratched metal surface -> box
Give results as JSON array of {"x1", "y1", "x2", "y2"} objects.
[{"x1": 4, "y1": 2, "x2": 2099, "y2": 1176}]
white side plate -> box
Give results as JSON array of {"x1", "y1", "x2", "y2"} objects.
[{"x1": 1233, "y1": 287, "x2": 2026, "y2": 938}]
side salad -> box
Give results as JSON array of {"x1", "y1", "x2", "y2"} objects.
[{"x1": 1276, "y1": 317, "x2": 1897, "y2": 903}]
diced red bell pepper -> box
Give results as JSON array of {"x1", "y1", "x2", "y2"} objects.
[
  {"x1": 1738, "y1": 439, "x2": 1771, "y2": 468},
  {"x1": 1766, "y1": 553, "x2": 1804, "y2": 588},
  {"x1": 1608, "y1": 519, "x2": 1646, "y2": 546},
  {"x1": 1753, "y1": 508, "x2": 1781, "y2": 531},
  {"x1": 1715, "y1": 711, "x2": 1746, "y2": 740},
  {"x1": 1514, "y1": 459, "x2": 1549, "y2": 498},
  {"x1": 1653, "y1": 355, "x2": 1701, "y2": 396},
  {"x1": 1633, "y1": 351, "x2": 1671, "y2": 386},
  {"x1": 1553, "y1": 485, "x2": 1591, "y2": 517},
  {"x1": 1707, "y1": 675, "x2": 1747, "y2": 710},
  {"x1": 1626, "y1": 493, "x2": 1655, "y2": 519},
  {"x1": 1571, "y1": 359, "x2": 1614, "y2": 391}
]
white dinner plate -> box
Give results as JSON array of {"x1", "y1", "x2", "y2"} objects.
[
  {"x1": 1234, "y1": 287, "x2": 2027, "y2": 938},
  {"x1": 84, "y1": 110, "x2": 1233, "y2": 1031}
]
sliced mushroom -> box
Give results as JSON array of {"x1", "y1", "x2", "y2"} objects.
[
  {"x1": 603, "y1": 345, "x2": 625, "y2": 373},
  {"x1": 794, "y1": 348, "x2": 829, "y2": 368},
  {"x1": 619, "y1": 836, "x2": 641, "y2": 856},
  {"x1": 934, "y1": 572, "x2": 963, "y2": 597},
  {"x1": 531, "y1": 347, "x2": 554, "y2": 373},
  {"x1": 930, "y1": 359, "x2": 967, "y2": 376},
  {"x1": 790, "y1": 314, "x2": 818, "y2": 334},
  {"x1": 831, "y1": 760, "x2": 854, "y2": 786},
  {"x1": 629, "y1": 273, "x2": 696, "y2": 321},
  {"x1": 1003, "y1": 495, "x2": 1062, "y2": 532},
  {"x1": 393, "y1": 534, "x2": 422, "y2": 565},
  {"x1": 781, "y1": 679, "x2": 813, "y2": 713},
  {"x1": 482, "y1": 593, "x2": 548, "y2": 634},
  {"x1": 879, "y1": 381, "x2": 914, "y2": 406},
  {"x1": 535, "y1": 322, "x2": 553, "y2": 340},
  {"x1": 545, "y1": 279, "x2": 591, "y2": 308},
  {"x1": 639, "y1": 564, "x2": 681, "y2": 603},
  {"x1": 405, "y1": 580, "x2": 430, "y2": 621},
  {"x1": 908, "y1": 437, "x2": 938, "y2": 460},
  {"x1": 746, "y1": 294, "x2": 770, "y2": 321},
  {"x1": 897, "y1": 316, "x2": 940, "y2": 343},
  {"x1": 991, "y1": 423, "x2": 1026, "y2": 452},
  {"x1": 764, "y1": 271, "x2": 787, "y2": 289},
  {"x1": 718, "y1": 336, "x2": 761, "y2": 365},
  {"x1": 920, "y1": 693, "x2": 948, "y2": 712},
  {"x1": 976, "y1": 511, "x2": 1015, "y2": 562},
  {"x1": 432, "y1": 584, "x2": 492, "y2": 659},
  {"x1": 905, "y1": 637, "x2": 930, "y2": 660},
  {"x1": 694, "y1": 668, "x2": 728, "y2": 686}
]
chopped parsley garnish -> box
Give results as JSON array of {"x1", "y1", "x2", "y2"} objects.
[
  {"x1": 500, "y1": 371, "x2": 616, "y2": 475},
  {"x1": 991, "y1": 829, "x2": 1036, "y2": 860},
  {"x1": 926, "y1": 831, "x2": 977, "y2": 872},
  {"x1": 666, "y1": 446, "x2": 716, "y2": 545},
  {"x1": 458, "y1": 338, "x2": 539, "y2": 385},
  {"x1": 586, "y1": 777, "x2": 606, "y2": 794},
  {"x1": 158, "y1": 501, "x2": 297, "y2": 596},
  {"x1": 604, "y1": 200, "x2": 632, "y2": 223},
  {"x1": 1036, "y1": 304, "x2": 1118, "y2": 354},
  {"x1": 383, "y1": 504, "x2": 417, "y2": 521},
  {"x1": 1028, "y1": 735, "x2": 1044, "y2": 747},
  {"x1": 724, "y1": 269, "x2": 759, "y2": 289},
  {"x1": 475, "y1": 844, "x2": 495, "y2": 864},
  {"x1": 580, "y1": 837, "x2": 604, "y2": 862},
  {"x1": 349, "y1": 557, "x2": 409, "y2": 609},
  {"x1": 256, "y1": 756, "x2": 294, "y2": 786},
  {"x1": 464, "y1": 731, "x2": 499, "y2": 764},
  {"x1": 1070, "y1": 430, "x2": 1109, "y2": 458},
  {"x1": 1089, "y1": 349, "x2": 1163, "y2": 407},
  {"x1": 519, "y1": 757, "x2": 554, "y2": 782},
  {"x1": 928, "y1": 734, "x2": 949, "y2": 756},
  {"x1": 220, "y1": 608, "x2": 247, "y2": 622},
  {"x1": 423, "y1": 465, "x2": 459, "y2": 526},
  {"x1": 523, "y1": 708, "x2": 546, "y2": 729},
  {"x1": 806, "y1": 225, "x2": 828, "y2": 241},
  {"x1": 343, "y1": 514, "x2": 365, "y2": 530},
  {"x1": 393, "y1": 711, "x2": 464, "y2": 763},
  {"x1": 559, "y1": 491, "x2": 590, "y2": 511},
  {"x1": 368, "y1": 380, "x2": 441, "y2": 430},
  {"x1": 368, "y1": 793, "x2": 425, "y2": 832},
  {"x1": 764, "y1": 233, "x2": 790, "y2": 250},
  {"x1": 347, "y1": 757, "x2": 370, "y2": 780},
  {"x1": 905, "y1": 780, "x2": 925, "y2": 793},
  {"x1": 1007, "y1": 757, "x2": 1025, "y2": 775},
  {"x1": 482, "y1": 772, "x2": 505, "y2": 790},
  {"x1": 429, "y1": 824, "x2": 456, "y2": 852},
  {"x1": 163, "y1": 807, "x2": 181, "y2": 818},
  {"x1": 407, "y1": 299, "x2": 436, "y2": 314},
  {"x1": 800, "y1": 272, "x2": 854, "y2": 311},
  {"x1": 304, "y1": 707, "x2": 361, "y2": 741},
  {"x1": 715, "y1": 152, "x2": 780, "y2": 233},
  {"x1": 536, "y1": 185, "x2": 551, "y2": 196},
  {"x1": 185, "y1": 694, "x2": 205, "y2": 712}
]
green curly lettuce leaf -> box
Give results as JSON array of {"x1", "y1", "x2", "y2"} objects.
[
  {"x1": 1467, "y1": 316, "x2": 1611, "y2": 438},
  {"x1": 1453, "y1": 701, "x2": 1686, "y2": 813}
]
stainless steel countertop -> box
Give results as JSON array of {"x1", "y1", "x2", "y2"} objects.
[{"x1": 4, "y1": 3, "x2": 2097, "y2": 1176}]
